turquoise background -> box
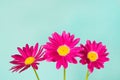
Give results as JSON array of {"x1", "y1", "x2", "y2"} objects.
[{"x1": 0, "y1": 0, "x2": 119, "y2": 80}]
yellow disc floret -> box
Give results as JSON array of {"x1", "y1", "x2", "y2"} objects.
[
  {"x1": 24, "y1": 57, "x2": 35, "y2": 65},
  {"x1": 87, "y1": 51, "x2": 98, "y2": 62},
  {"x1": 57, "y1": 45, "x2": 70, "y2": 56}
]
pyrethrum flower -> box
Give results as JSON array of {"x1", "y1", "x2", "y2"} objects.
[
  {"x1": 44, "y1": 31, "x2": 80, "y2": 69},
  {"x1": 10, "y1": 43, "x2": 44, "y2": 73},
  {"x1": 79, "y1": 40, "x2": 109, "y2": 73}
]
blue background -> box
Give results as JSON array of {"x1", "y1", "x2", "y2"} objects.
[{"x1": 0, "y1": 0, "x2": 119, "y2": 80}]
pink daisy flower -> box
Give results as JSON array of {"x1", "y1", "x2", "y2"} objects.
[
  {"x1": 79, "y1": 40, "x2": 109, "y2": 73},
  {"x1": 44, "y1": 31, "x2": 80, "y2": 69},
  {"x1": 10, "y1": 43, "x2": 44, "y2": 73}
]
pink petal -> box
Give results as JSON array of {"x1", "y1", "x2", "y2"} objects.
[
  {"x1": 32, "y1": 43, "x2": 38, "y2": 56},
  {"x1": 19, "y1": 65, "x2": 30, "y2": 73},
  {"x1": 37, "y1": 58, "x2": 45, "y2": 61},
  {"x1": 32, "y1": 63, "x2": 38, "y2": 70},
  {"x1": 88, "y1": 63, "x2": 94, "y2": 73},
  {"x1": 71, "y1": 38, "x2": 80, "y2": 46},
  {"x1": 35, "y1": 46, "x2": 44, "y2": 58},
  {"x1": 52, "y1": 32, "x2": 63, "y2": 44},
  {"x1": 67, "y1": 56, "x2": 77, "y2": 64},
  {"x1": 99, "y1": 46, "x2": 107, "y2": 54},
  {"x1": 92, "y1": 41, "x2": 97, "y2": 50},
  {"x1": 29, "y1": 46, "x2": 33, "y2": 56},
  {"x1": 49, "y1": 37, "x2": 60, "y2": 46},
  {"x1": 98, "y1": 62, "x2": 104, "y2": 68},
  {"x1": 96, "y1": 42, "x2": 102, "y2": 52},
  {"x1": 86, "y1": 40, "x2": 92, "y2": 50},
  {"x1": 93, "y1": 62, "x2": 101, "y2": 69},
  {"x1": 25, "y1": 44, "x2": 31, "y2": 56},
  {"x1": 44, "y1": 42, "x2": 57, "y2": 50},
  {"x1": 10, "y1": 61, "x2": 24, "y2": 65},
  {"x1": 11, "y1": 54, "x2": 24, "y2": 61},
  {"x1": 56, "y1": 60, "x2": 62, "y2": 69},
  {"x1": 17, "y1": 47, "x2": 26, "y2": 58},
  {"x1": 62, "y1": 58, "x2": 68, "y2": 69},
  {"x1": 10, "y1": 65, "x2": 24, "y2": 72},
  {"x1": 23, "y1": 47, "x2": 28, "y2": 57},
  {"x1": 80, "y1": 59, "x2": 87, "y2": 65}
]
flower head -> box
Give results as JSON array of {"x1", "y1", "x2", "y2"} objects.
[
  {"x1": 79, "y1": 40, "x2": 109, "y2": 73},
  {"x1": 10, "y1": 43, "x2": 44, "y2": 73},
  {"x1": 44, "y1": 31, "x2": 80, "y2": 69}
]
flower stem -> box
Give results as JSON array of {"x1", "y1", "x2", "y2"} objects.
[
  {"x1": 85, "y1": 70, "x2": 90, "y2": 80},
  {"x1": 63, "y1": 68, "x2": 66, "y2": 80},
  {"x1": 32, "y1": 67, "x2": 40, "y2": 80}
]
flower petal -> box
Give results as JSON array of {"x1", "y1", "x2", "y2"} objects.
[
  {"x1": 32, "y1": 43, "x2": 38, "y2": 56},
  {"x1": 56, "y1": 60, "x2": 62, "y2": 69}
]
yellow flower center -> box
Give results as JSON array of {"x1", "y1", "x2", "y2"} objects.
[
  {"x1": 87, "y1": 51, "x2": 98, "y2": 62},
  {"x1": 24, "y1": 57, "x2": 35, "y2": 65},
  {"x1": 57, "y1": 45, "x2": 70, "y2": 56}
]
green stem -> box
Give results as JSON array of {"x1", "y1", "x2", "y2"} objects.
[
  {"x1": 85, "y1": 70, "x2": 90, "y2": 80},
  {"x1": 64, "y1": 68, "x2": 66, "y2": 80},
  {"x1": 32, "y1": 67, "x2": 40, "y2": 80}
]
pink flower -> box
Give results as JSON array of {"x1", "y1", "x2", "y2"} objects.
[
  {"x1": 79, "y1": 40, "x2": 109, "y2": 73},
  {"x1": 44, "y1": 31, "x2": 80, "y2": 69},
  {"x1": 10, "y1": 43, "x2": 44, "y2": 73}
]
